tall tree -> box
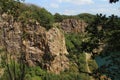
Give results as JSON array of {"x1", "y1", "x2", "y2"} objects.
[{"x1": 54, "y1": 13, "x2": 63, "y2": 22}]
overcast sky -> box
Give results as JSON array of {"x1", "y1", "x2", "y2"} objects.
[{"x1": 24, "y1": 0, "x2": 120, "y2": 16}]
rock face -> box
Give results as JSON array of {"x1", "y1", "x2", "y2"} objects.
[
  {"x1": 0, "y1": 14, "x2": 69, "y2": 74},
  {"x1": 60, "y1": 19, "x2": 87, "y2": 33},
  {"x1": 0, "y1": 14, "x2": 21, "y2": 56},
  {"x1": 46, "y1": 28, "x2": 69, "y2": 73}
]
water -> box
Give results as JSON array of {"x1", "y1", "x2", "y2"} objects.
[{"x1": 95, "y1": 52, "x2": 120, "y2": 80}]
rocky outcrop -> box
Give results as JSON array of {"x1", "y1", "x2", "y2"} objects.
[
  {"x1": 0, "y1": 14, "x2": 21, "y2": 57},
  {"x1": 46, "y1": 28, "x2": 69, "y2": 73},
  {"x1": 0, "y1": 14, "x2": 69, "y2": 74},
  {"x1": 60, "y1": 19, "x2": 87, "y2": 33}
]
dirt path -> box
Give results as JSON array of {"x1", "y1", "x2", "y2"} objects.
[
  {"x1": 85, "y1": 53, "x2": 91, "y2": 73},
  {"x1": 0, "y1": 68, "x2": 4, "y2": 78},
  {"x1": 85, "y1": 53, "x2": 94, "y2": 80}
]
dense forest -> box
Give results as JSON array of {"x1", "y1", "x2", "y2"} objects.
[{"x1": 0, "y1": 0, "x2": 120, "y2": 80}]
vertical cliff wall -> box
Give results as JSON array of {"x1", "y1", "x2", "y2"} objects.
[{"x1": 0, "y1": 14, "x2": 69, "y2": 74}]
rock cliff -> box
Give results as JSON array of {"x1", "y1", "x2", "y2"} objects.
[
  {"x1": 0, "y1": 14, "x2": 69, "y2": 74},
  {"x1": 60, "y1": 19, "x2": 87, "y2": 33}
]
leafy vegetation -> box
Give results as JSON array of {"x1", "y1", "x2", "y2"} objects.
[
  {"x1": 18, "y1": 4, "x2": 54, "y2": 30},
  {"x1": 54, "y1": 13, "x2": 63, "y2": 22},
  {"x1": 65, "y1": 33, "x2": 84, "y2": 54},
  {"x1": 84, "y1": 14, "x2": 120, "y2": 79},
  {"x1": 76, "y1": 13, "x2": 95, "y2": 23},
  {"x1": 0, "y1": 0, "x2": 120, "y2": 80},
  {"x1": 0, "y1": 0, "x2": 54, "y2": 30},
  {"x1": 86, "y1": 14, "x2": 120, "y2": 53},
  {"x1": 88, "y1": 60, "x2": 98, "y2": 72},
  {"x1": 65, "y1": 33, "x2": 92, "y2": 79}
]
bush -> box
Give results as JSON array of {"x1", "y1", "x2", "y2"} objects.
[
  {"x1": 88, "y1": 60, "x2": 98, "y2": 72},
  {"x1": 54, "y1": 13, "x2": 63, "y2": 22}
]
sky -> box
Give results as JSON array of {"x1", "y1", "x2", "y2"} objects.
[{"x1": 24, "y1": 0, "x2": 120, "y2": 16}]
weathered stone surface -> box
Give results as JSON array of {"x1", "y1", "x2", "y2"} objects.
[
  {"x1": 0, "y1": 14, "x2": 21, "y2": 57},
  {"x1": 46, "y1": 27, "x2": 69, "y2": 73},
  {"x1": 0, "y1": 14, "x2": 69, "y2": 74},
  {"x1": 46, "y1": 28, "x2": 68, "y2": 56},
  {"x1": 60, "y1": 19, "x2": 87, "y2": 33}
]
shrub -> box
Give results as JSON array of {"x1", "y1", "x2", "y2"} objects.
[{"x1": 88, "y1": 60, "x2": 98, "y2": 72}]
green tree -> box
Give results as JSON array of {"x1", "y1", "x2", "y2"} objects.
[
  {"x1": 39, "y1": 8, "x2": 54, "y2": 30},
  {"x1": 54, "y1": 13, "x2": 63, "y2": 22},
  {"x1": 76, "y1": 13, "x2": 95, "y2": 23},
  {"x1": 18, "y1": 4, "x2": 54, "y2": 30},
  {"x1": 85, "y1": 14, "x2": 120, "y2": 80},
  {"x1": 0, "y1": 0, "x2": 24, "y2": 18}
]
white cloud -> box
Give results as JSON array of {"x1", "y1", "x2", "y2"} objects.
[
  {"x1": 101, "y1": 0, "x2": 107, "y2": 2},
  {"x1": 50, "y1": 3, "x2": 59, "y2": 8},
  {"x1": 62, "y1": 9, "x2": 77, "y2": 15},
  {"x1": 89, "y1": 8, "x2": 120, "y2": 16},
  {"x1": 57, "y1": 0, "x2": 94, "y2": 5}
]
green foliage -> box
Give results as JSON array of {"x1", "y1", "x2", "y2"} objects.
[
  {"x1": 21, "y1": 62, "x2": 90, "y2": 80},
  {"x1": 41, "y1": 72, "x2": 89, "y2": 80},
  {"x1": 24, "y1": 74, "x2": 31, "y2": 80},
  {"x1": 85, "y1": 14, "x2": 120, "y2": 79},
  {"x1": 18, "y1": 4, "x2": 54, "y2": 30},
  {"x1": 68, "y1": 62, "x2": 79, "y2": 72},
  {"x1": 23, "y1": 66, "x2": 83, "y2": 80},
  {"x1": 81, "y1": 35, "x2": 99, "y2": 53},
  {"x1": 65, "y1": 33, "x2": 84, "y2": 54},
  {"x1": 88, "y1": 60, "x2": 98, "y2": 72},
  {"x1": 26, "y1": 67, "x2": 42, "y2": 79},
  {"x1": 77, "y1": 53, "x2": 87, "y2": 72},
  {"x1": 76, "y1": 13, "x2": 95, "y2": 23},
  {"x1": 54, "y1": 13, "x2": 63, "y2": 22},
  {"x1": 38, "y1": 8, "x2": 54, "y2": 30},
  {"x1": 0, "y1": 0, "x2": 24, "y2": 18},
  {"x1": 1, "y1": 0, "x2": 120, "y2": 80},
  {"x1": 59, "y1": 13, "x2": 95, "y2": 24},
  {"x1": 0, "y1": 60, "x2": 26, "y2": 80},
  {"x1": 65, "y1": 54, "x2": 85, "y2": 73},
  {"x1": 26, "y1": 66, "x2": 46, "y2": 76},
  {"x1": 32, "y1": 76, "x2": 42, "y2": 80},
  {"x1": 0, "y1": 1, "x2": 54, "y2": 30},
  {"x1": 86, "y1": 14, "x2": 120, "y2": 53},
  {"x1": 65, "y1": 33, "x2": 91, "y2": 79}
]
